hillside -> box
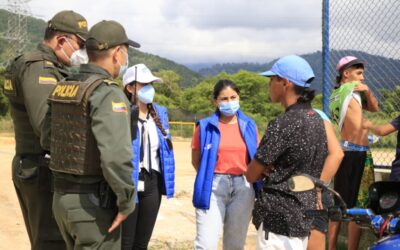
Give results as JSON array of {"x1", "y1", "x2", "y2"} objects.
[
  {"x1": 0, "y1": 9, "x2": 201, "y2": 87},
  {"x1": 197, "y1": 51, "x2": 400, "y2": 94}
]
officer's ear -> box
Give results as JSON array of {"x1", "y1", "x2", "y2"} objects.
[
  {"x1": 55, "y1": 35, "x2": 67, "y2": 49},
  {"x1": 111, "y1": 46, "x2": 122, "y2": 63}
]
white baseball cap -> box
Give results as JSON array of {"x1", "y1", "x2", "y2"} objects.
[{"x1": 122, "y1": 63, "x2": 163, "y2": 86}]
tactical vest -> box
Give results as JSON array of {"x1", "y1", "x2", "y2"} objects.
[
  {"x1": 48, "y1": 75, "x2": 110, "y2": 176},
  {"x1": 3, "y1": 52, "x2": 60, "y2": 155}
]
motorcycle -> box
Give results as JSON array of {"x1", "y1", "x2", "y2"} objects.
[{"x1": 288, "y1": 175, "x2": 400, "y2": 249}]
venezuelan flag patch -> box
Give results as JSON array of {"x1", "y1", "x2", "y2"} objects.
[{"x1": 112, "y1": 101, "x2": 128, "y2": 113}]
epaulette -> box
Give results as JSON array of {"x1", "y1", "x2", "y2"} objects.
[
  {"x1": 44, "y1": 60, "x2": 55, "y2": 69},
  {"x1": 23, "y1": 51, "x2": 44, "y2": 63},
  {"x1": 103, "y1": 79, "x2": 118, "y2": 86}
]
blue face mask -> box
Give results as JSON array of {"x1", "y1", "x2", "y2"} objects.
[
  {"x1": 218, "y1": 100, "x2": 240, "y2": 116},
  {"x1": 137, "y1": 84, "x2": 155, "y2": 104}
]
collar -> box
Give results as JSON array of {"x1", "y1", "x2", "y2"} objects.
[
  {"x1": 37, "y1": 43, "x2": 64, "y2": 68},
  {"x1": 285, "y1": 102, "x2": 312, "y2": 112},
  {"x1": 79, "y1": 63, "x2": 112, "y2": 78}
]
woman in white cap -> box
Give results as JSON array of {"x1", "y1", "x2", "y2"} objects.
[{"x1": 121, "y1": 63, "x2": 175, "y2": 250}]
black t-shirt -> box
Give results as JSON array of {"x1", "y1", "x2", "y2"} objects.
[
  {"x1": 252, "y1": 102, "x2": 328, "y2": 237},
  {"x1": 391, "y1": 116, "x2": 400, "y2": 171}
]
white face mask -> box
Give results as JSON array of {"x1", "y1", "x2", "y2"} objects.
[{"x1": 63, "y1": 38, "x2": 88, "y2": 66}]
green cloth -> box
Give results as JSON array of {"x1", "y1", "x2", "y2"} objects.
[
  {"x1": 356, "y1": 151, "x2": 375, "y2": 207},
  {"x1": 329, "y1": 82, "x2": 357, "y2": 130},
  {"x1": 44, "y1": 63, "x2": 136, "y2": 216}
]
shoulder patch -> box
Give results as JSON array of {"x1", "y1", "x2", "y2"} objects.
[
  {"x1": 39, "y1": 76, "x2": 57, "y2": 85},
  {"x1": 112, "y1": 101, "x2": 128, "y2": 113},
  {"x1": 103, "y1": 79, "x2": 118, "y2": 86}
]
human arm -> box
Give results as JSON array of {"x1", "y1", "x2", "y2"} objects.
[
  {"x1": 191, "y1": 125, "x2": 201, "y2": 171},
  {"x1": 21, "y1": 62, "x2": 60, "y2": 137},
  {"x1": 319, "y1": 120, "x2": 344, "y2": 184},
  {"x1": 354, "y1": 83, "x2": 379, "y2": 112},
  {"x1": 246, "y1": 120, "x2": 284, "y2": 183},
  {"x1": 89, "y1": 84, "x2": 136, "y2": 219},
  {"x1": 363, "y1": 119, "x2": 398, "y2": 136}
]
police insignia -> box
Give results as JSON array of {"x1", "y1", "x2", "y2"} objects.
[
  {"x1": 39, "y1": 76, "x2": 57, "y2": 85},
  {"x1": 4, "y1": 79, "x2": 13, "y2": 90},
  {"x1": 112, "y1": 102, "x2": 128, "y2": 113}
]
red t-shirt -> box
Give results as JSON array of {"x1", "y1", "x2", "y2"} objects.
[{"x1": 192, "y1": 122, "x2": 254, "y2": 175}]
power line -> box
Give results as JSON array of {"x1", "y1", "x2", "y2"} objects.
[{"x1": 1, "y1": 0, "x2": 31, "y2": 66}]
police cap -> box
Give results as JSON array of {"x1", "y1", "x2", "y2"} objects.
[
  {"x1": 86, "y1": 20, "x2": 140, "y2": 51},
  {"x1": 47, "y1": 10, "x2": 89, "y2": 41}
]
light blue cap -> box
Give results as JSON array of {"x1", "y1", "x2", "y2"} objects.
[{"x1": 260, "y1": 55, "x2": 315, "y2": 88}]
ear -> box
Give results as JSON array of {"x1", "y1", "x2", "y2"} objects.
[
  {"x1": 111, "y1": 46, "x2": 120, "y2": 62},
  {"x1": 56, "y1": 36, "x2": 66, "y2": 49},
  {"x1": 126, "y1": 84, "x2": 135, "y2": 94}
]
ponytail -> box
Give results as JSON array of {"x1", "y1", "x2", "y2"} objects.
[
  {"x1": 147, "y1": 103, "x2": 173, "y2": 150},
  {"x1": 293, "y1": 85, "x2": 315, "y2": 103}
]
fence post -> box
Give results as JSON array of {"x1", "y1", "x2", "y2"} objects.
[{"x1": 322, "y1": 0, "x2": 330, "y2": 116}]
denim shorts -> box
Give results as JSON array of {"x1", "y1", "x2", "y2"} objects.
[{"x1": 311, "y1": 190, "x2": 333, "y2": 233}]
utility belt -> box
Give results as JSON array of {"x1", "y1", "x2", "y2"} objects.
[{"x1": 53, "y1": 178, "x2": 117, "y2": 209}]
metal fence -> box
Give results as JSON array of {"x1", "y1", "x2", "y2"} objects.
[{"x1": 322, "y1": 0, "x2": 400, "y2": 167}]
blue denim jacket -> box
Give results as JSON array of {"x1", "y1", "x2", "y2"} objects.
[{"x1": 192, "y1": 110, "x2": 259, "y2": 209}]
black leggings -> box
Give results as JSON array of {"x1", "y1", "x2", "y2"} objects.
[{"x1": 121, "y1": 169, "x2": 163, "y2": 250}]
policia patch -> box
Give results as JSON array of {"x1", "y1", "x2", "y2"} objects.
[{"x1": 49, "y1": 75, "x2": 108, "y2": 104}]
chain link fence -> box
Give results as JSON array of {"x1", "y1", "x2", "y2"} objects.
[{"x1": 322, "y1": 0, "x2": 400, "y2": 167}]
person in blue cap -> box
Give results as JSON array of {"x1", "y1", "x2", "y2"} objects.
[{"x1": 246, "y1": 55, "x2": 343, "y2": 250}]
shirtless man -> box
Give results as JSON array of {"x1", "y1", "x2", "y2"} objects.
[{"x1": 328, "y1": 56, "x2": 379, "y2": 250}]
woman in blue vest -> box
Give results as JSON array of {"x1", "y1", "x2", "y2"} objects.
[
  {"x1": 191, "y1": 79, "x2": 259, "y2": 250},
  {"x1": 121, "y1": 63, "x2": 175, "y2": 250}
]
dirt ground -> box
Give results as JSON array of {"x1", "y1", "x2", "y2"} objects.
[{"x1": 0, "y1": 135, "x2": 257, "y2": 250}]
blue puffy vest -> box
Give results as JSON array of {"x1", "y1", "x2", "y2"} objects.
[
  {"x1": 131, "y1": 103, "x2": 175, "y2": 199},
  {"x1": 192, "y1": 110, "x2": 259, "y2": 209}
]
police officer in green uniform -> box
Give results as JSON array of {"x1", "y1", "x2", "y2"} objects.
[
  {"x1": 42, "y1": 20, "x2": 138, "y2": 250},
  {"x1": 2, "y1": 10, "x2": 88, "y2": 250}
]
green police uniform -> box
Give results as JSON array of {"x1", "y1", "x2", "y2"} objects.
[
  {"x1": 2, "y1": 10, "x2": 88, "y2": 250},
  {"x1": 43, "y1": 20, "x2": 140, "y2": 250}
]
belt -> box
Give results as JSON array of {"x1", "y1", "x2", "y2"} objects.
[
  {"x1": 53, "y1": 178, "x2": 99, "y2": 194},
  {"x1": 341, "y1": 141, "x2": 369, "y2": 152}
]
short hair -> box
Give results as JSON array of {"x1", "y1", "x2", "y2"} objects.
[
  {"x1": 335, "y1": 63, "x2": 364, "y2": 85},
  {"x1": 44, "y1": 27, "x2": 67, "y2": 41},
  {"x1": 87, "y1": 48, "x2": 112, "y2": 62}
]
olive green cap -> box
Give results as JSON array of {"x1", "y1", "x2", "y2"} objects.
[
  {"x1": 86, "y1": 20, "x2": 140, "y2": 51},
  {"x1": 47, "y1": 10, "x2": 88, "y2": 41}
]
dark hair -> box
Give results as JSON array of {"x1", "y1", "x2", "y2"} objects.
[
  {"x1": 147, "y1": 103, "x2": 173, "y2": 150},
  {"x1": 293, "y1": 85, "x2": 315, "y2": 103},
  {"x1": 335, "y1": 63, "x2": 364, "y2": 86},
  {"x1": 213, "y1": 79, "x2": 240, "y2": 100},
  {"x1": 87, "y1": 48, "x2": 112, "y2": 62},
  {"x1": 44, "y1": 28, "x2": 62, "y2": 40}
]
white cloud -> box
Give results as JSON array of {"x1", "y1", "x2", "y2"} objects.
[{"x1": 26, "y1": 0, "x2": 323, "y2": 64}]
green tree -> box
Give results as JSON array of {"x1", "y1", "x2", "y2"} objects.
[{"x1": 0, "y1": 68, "x2": 9, "y2": 116}]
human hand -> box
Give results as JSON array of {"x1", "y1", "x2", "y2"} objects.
[
  {"x1": 108, "y1": 212, "x2": 128, "y2": 233},
  {"x1": 353, "y1": 83, "x2": 369, "y2": 92},
  {"x1": 263, "y1": 165, "x2": 275, "y2": 176}
]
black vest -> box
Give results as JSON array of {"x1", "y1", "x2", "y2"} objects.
[{"x1": 48, "y1": 75, "x2": 111, "y2": 175}]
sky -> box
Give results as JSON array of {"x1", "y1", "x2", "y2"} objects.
[{"x1": 15, "y1": 0, "x2": 324, "y2": 65}]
